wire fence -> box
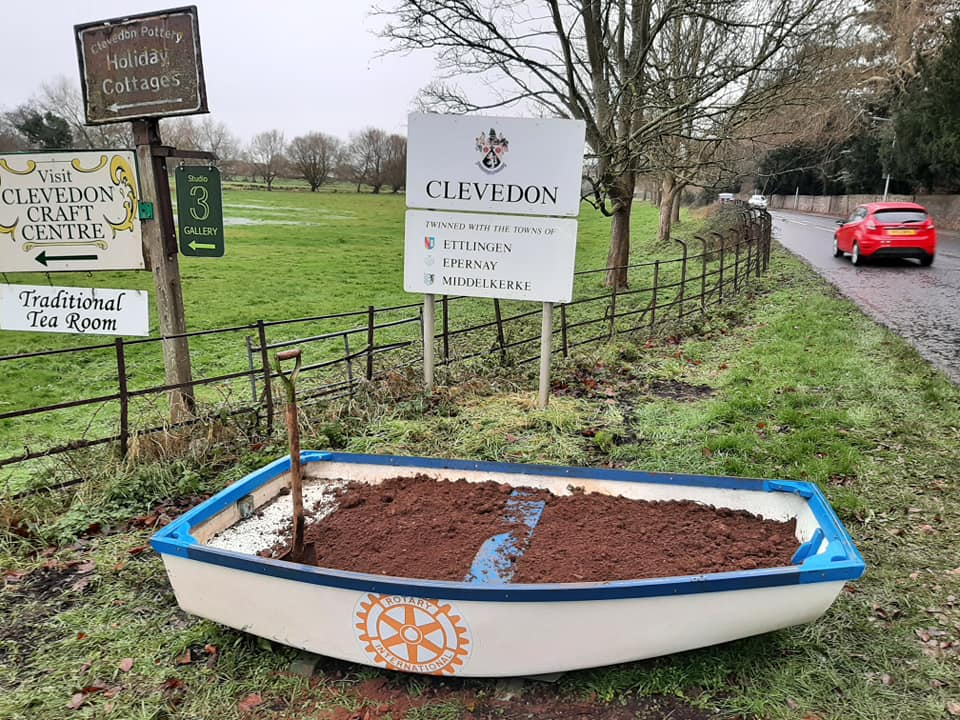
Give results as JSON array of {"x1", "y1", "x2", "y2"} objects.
[{"x1": 0, "y1": 208, "x2": 771, "y2": 479}]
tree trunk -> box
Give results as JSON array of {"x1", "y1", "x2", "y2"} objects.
[
  {"x1": 605, "y1": 197, "x2": 632, "y2": 288},
  {"x1": 672, "y1": 188, "x2": 682, "y2": 224},
  {"x1": 657, "y1": 174, "x2": 679, "y2": 244}
]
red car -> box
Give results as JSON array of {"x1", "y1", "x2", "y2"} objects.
[{"x1": 833, "y1": 202, "x2": 937, "y2": 266}]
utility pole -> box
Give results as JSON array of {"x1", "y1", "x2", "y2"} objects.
[{"x1": 870, "y1": 115, "x2": 894, "y2": 201}]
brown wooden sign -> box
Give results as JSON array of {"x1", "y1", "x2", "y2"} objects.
[{"x1": 75, "y1": 6, "x2": 208, "y2": 125}]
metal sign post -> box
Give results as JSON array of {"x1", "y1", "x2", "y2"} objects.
[
  {"x1": 403, "y1": 113, "x2": 586, "y2": 404},
  {"x1": 538, "y1": 303, "x2": 553, "y2": 409},
  {"x1": 423, "y1": 294, "x2": 435, "y2": 393}
]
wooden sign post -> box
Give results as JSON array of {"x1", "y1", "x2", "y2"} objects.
[{"x1": 74, "y1": 7, "x2": 212, "y2": 422}]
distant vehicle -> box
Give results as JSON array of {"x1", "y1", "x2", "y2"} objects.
[
  {"x1": 718, "y1": 192, "x2": 736, "y2": 204},
  {"x1": 833, "y1": 202, "x2": 937, "y2": 266},
  {"x1": 748, "y1": 194, "x2": 768, "y2": 209}
]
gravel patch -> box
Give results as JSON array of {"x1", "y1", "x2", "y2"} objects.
[{"x1": 207, "y1": 478, "x2": 346, "y2": 556}]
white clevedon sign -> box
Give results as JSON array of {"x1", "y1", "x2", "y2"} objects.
[
  {"x1": 0, "y1": 150, "x2": 144, "y2": 272},
  {"x1": 406, "y1": 113, "x2": 586, "y2": 217},
  {"x1": 0, "y1": 284, "x2": 150, "y2": 336},
  {"x1": 405, "y1": 211, "x2": 578, "y2": 304}
]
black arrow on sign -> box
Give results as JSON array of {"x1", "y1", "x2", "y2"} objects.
[{"x1": 35, "y1": 251, "x2": 99, "y2": 266}]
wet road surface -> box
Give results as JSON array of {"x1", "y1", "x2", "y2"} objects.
[{"x1": 771, "y1": 210, "x2": 960, "y2": 385}]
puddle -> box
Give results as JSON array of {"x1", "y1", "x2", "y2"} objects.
[{"x1": 222, "y1": 217, "x2": 351, "y2": 226}]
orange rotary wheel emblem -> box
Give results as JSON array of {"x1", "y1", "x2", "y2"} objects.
[{"x1": 354, "y1": 594, "x2": 471, "y2": 675}]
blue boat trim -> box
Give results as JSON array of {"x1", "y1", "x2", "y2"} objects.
[{"x1": 151, "y1": 451, "x2": 866, "y2": 600}]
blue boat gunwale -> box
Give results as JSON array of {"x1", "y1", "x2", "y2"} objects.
[{"x1": 151, "y1": 451, "x2": 866, "y2": 602}]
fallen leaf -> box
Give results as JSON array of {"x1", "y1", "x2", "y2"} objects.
[
  {"x1": 67, "y1": 693, "x2": 87, "y2": 710},
  {"x1": 880, "y1": 673, "x2": 894, "y2": 686},
  {"x1": 919, "y1": 524, "x2": 935, "y2": 534},
  {"x1": 948, "y1": 702, "x2": 960, "y2": 717},
  {"x1": 127, "y1": 545, "x2": 149, "y2": 556},
  {"x1": 238, "y1": 693, "x2": 263, "y2": 712},
  {"x1": 76, "y1": 633, "x2": 88, "y2": 641},
  {"x1": 119, "y1": 658, "x2": 134, "y2": 673},
  {"x1": 204, "y1": 644, "x2": 218, "y2": 655},
  {"x1": 161, "y1": 678, "x2": 184, "y2": 691},
  {"x1": 175, "y1": 649, "x2": 193, "y2": 665},
  {"x1": 909, "y1": 572, "x2": 921, "y2": 580},
  {"x1": 786, "y1": 698, "x2": 799, "y2": 709}
]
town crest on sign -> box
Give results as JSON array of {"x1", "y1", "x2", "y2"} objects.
[{"x1": 475, "y1": 128, "x2": 509, "y2": 174}]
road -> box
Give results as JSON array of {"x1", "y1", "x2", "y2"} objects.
[{"x1": 770, "y1": 210, "x2": 960, "y2": 385}]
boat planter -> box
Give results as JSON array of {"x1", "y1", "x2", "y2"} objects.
[{"x1": 151, "y1": 451, "x2": 865, "y2": 677}]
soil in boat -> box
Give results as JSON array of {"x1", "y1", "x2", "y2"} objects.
[{"x1": 263, "y1": 475, "x2": 799, "y2": 582}]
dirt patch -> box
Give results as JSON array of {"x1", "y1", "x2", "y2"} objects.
[
  {"x1": 266, "y1": 475, "x2": 797, "y2": 583},
  {"x1": 279, "y1": 669, "x2": 717, "y2": 720},
  {"x1": 645, "y1": 379, "x2": 715, "y2": 401},
  {"x1": 0, "y1": 562, "x2": 95, "y2": 665}
]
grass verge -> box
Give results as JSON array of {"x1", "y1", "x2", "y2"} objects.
[{"x1": 1, "y1": 240, "x2": 958, "y2": 719}]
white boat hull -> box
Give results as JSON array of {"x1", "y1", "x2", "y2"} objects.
[{"x1": 152, "y1": 452, "x2": 865, "y2": 677}]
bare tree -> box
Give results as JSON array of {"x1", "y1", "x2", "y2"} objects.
[
  {"x1": 160, "y1": 116, "x2": 201, "y2": 150},
  {"x1": 36, "y1": 76, "x2": 132, "y2": 148},
  {"x1": 348, "y1": 127, "x2": 390, "y2": 193},
  {"x1": 249, "y1": 130, "x2": 286, "y2": 191},
  {"x1": 383, "y1": 134, "x2": 407, "y2": 193},
  {"x1": 379, "y1": 0, "x2": 845, "y2": 286},
  {"x1": 288, "y1": 132, "x2": 342, "y2": 191}
]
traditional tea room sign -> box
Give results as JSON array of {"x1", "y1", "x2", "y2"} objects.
[
  {"x1": 75, "y1": 6, "x2": 207, "y2": 124},
  {"x1": 0, "y1": 283, "x2": 150, "y2": 336},
  {"x1": 0, "y1": 151, "x2": 144, "y2": 272}
]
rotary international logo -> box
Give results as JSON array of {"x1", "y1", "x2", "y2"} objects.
[
  {"x1": 354, "y1": 594, "x2": 471, "y2": 675},
  {"x1": 475, "y1": 128, "x2": 509, "y2": 174}
]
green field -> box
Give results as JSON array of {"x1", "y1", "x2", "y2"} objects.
[{"x1": 1, "y1": 187, "x2": 691, "y2": 479}]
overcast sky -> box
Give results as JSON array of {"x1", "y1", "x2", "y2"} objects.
[{"x1": 1, "y1": 1, "x2": 445, "y2": 142}]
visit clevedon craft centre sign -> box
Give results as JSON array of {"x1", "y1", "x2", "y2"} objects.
[
  {"x1": 75, "y1": 6, "x2": 207, "y2": 124},
  {"x1": 0, "y1": 151, "x2": 144, "y2": 272},
  {"x1": 406, "y1": 113, "x2": 586, "y2": 217}
]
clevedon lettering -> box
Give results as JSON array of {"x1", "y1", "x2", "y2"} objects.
[{"x1": 425, "y1": 181, "x2": 558, "y2": 206}]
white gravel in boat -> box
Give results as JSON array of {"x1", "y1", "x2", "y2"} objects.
[{"x1": 206, "y1": 478, "x2": 346, "y2": 556}]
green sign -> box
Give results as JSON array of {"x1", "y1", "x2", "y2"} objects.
[{"x1": 176, "y1": 166, "x2": 224, "y2": 257}]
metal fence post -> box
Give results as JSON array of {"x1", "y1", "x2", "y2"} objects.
[
  {"x1": 115, "y1": 338, "x2": 129, "y2": 459},
  {"x1": 494, "y1": 298, "x2": 507, "y2": 364},
  {"x1": 609, "y1": 279, "x2": 619, "y2": 340},
  {"x1": 695, "y1": 235, "x2": 707, "y2": 315},
  {"x1": 674, "y1": 238, "x2": 688, "y2": 319},
  {"x1": 366, "y1": 306, "x2": 375, "y2": 381},
  {"x1": 560, "y1": 304, "x2": 569, "y2": 358},
  {"x1": 244, "y1": 335, "x2": 258, "y2": 404},
  {"x1": 441, "y1": 295, "x2": 450, "y2": 363},
  {"x1": 650, "y1": 260, "x2": 660, "y2": 331},
  {"x1": 256, "y1": 319, "x2": 274, "y2": 433}
]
